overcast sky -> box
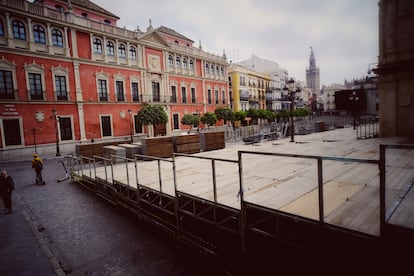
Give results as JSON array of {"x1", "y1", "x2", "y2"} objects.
[{"x1": 93, "y1": 0, "x2": 379, "y2": 87}]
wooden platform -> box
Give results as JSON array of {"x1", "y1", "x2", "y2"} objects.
[{"x1": 79, "y1": 127, "x2": 414, "y2": 237}]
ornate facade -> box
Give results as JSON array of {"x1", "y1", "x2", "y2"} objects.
[
  {"x1": 0, "y1": 0, "x2": 229, "y2": 159},
  {"x1": 306, "y1": 47, "x2": 320, "y2": 95}
]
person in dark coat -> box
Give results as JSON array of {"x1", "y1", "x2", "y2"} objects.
[{"x1": 0, "y1": 170, "x2": 14, "y2": 214}]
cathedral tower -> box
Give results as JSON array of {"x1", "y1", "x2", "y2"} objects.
[{"x1": 306, "y1": 47, "x2": 320, "y2": 94}]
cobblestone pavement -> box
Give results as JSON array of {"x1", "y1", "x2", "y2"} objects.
[{"x1": 0, "y1": 155, "x2": 228, "y2": 275}]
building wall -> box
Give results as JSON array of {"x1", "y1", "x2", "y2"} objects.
[
  {"x1": 0, "y1": 0, "x2": 229, "y2": 159},
  {"x1": 377, "y1": 0, "x2": 414, "y2": 137}
]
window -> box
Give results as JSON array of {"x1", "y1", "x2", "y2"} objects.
[
  {"x1": 0, "y1": 19, "x2": 4, "y2": 36},
  {"x1": 0, "y1": 70, "x2": 14, "y2": 99},
  {"x1": 208, "y1": 89, "x2": 212, "y2": 104},
  {"x1": 216, "y1": 65, "x2": 219, "y2": 75},
  {"x1": 33, "y1": 25, "x2": 46, "y2": 44},
  {"x1": 152, "y1": 82, "x2": 160, "y2": 102},
  {"x1": 52, "y1": 29, "x2": 63, "y2": 47},
  {"x1": 131, "y1": 82, "x2": 139, "y2": 102},
  {"x1": 59, "y1": 117, "x2": 73, "y2": 141},
  {"x1": 175, "y1": 56, "x2": 181, "y2": 68},
  {"x1": 118, "y1": 44, "x2": 126, "y2": 58},
  {"x1": 183, "y1": 58, "x2": 188, "y2": 69},
  {"x1": 29, "y1": 73, "x2": 43, "y2": 100},
  {"x1": 205, "y1": 63, "x2": 209, "y2": 73},
  {"x1": 189, "y1": 59, "x2": 194, "y2": 71},
  {"x1": 116, "y1": 81, "x2": 124, "y2": 101},
  {"x1": 98, "y1": 79, "x2": 108, "y2": 101},
  {"x1": 181, "y1": 87, "x2": 187, "y2": 103},
  {"x1": 171, "y1": 86, "x2": 177, "y2": 102},
  {"x1": 104, "y1": 19, "x2": 111, "y2": 25},
  {"x1": 173, "y1": 114, "x2": 179, "y2": 130},
  {"x1": 2, "y1": 118, "x2": 22, "y2": 146},
  {"x1": 12, "y1": 20, "x2": 26, "y2": 40},
  {"x1": 134, "y1": 115, "x2": 143, "y2": 134},
  {"x1": 55, "y1": 75, "x2": 68, "y2": 100},
  {"x1": 222, "y1": 90, "x2": 226, "y2": 104},
  {"x1": 101, "y1": 115, "x2": 112, "y2": 137},
  {"x1": 106, "y1": 41, "x2": 114, "y2": 56},
  {"x1": 221, "y1": 67, "x2": 224, "y2": 76},
  {"x1": 81, "y1": 13, "x2": 88, "y2": 19},
  {"x1": 168, "y1": 55, "x2": 173, "y2": 67},
  {"x1": 55, "y1": 5, "x2": 64, "y2": 12},
  {"x1": 93, "y1": 38, "x2": 102, "y2": 54},
  {"x1": 129, "y1": 46, "x2": 136, "y2": 59},
  {"x1": 191, "y1": 87, "x2": 196, "y2": 103},
  {"x1": 211, "y1": 64, "x2": 215, "y2": 74},
  {"x1": 215, "y1": 90, "x2": 219, "y2": 104}
]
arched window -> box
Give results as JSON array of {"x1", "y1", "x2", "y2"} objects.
[
  {"x1": 205, "y1": 63, "x2": 209, "y2": 73},
  {"x1": 216, "y1": 65, "x2": 219, "y2": 75},
  {"x1": 106, "y1": 41, "x2": 114, "y2": 56},
  {"x1": 168, "y1": 55, "x2": 173, "y2": 67},
  {"x1": 12, "y1": 20, "x2": 26, "y2": 40},
  {"x1": 33, "y1": 25, "x2": 46, "y2": 44},
  {"x1": 211, "y1": 64, "x2": 215, "y2": 74},
  {"x1": 221, "y1": 67, "x2": 224, "y2": 76},
  {"x1": 0, "y1": 19, "x2": 5, "y2": 36},
  {"x1": 175, "y1": 56, "x2": 181, "y2": 68},
  {"x1": 51, "y1": 29, "x2": 63, "y2": 47},
  {"x1": 189, "y1": 59, "x2": 194, "y2": 70},
  {"x1": 104, "y1": 19, "x2": 111, "y2": 25},
  {"x1": 129, "y1": 46, "x2": 136, "y2": 59},
  {"x1": 118, "y1": 44, "x2": 126, "y2": 58},
  {"x1": 93, "y1": 38, "x2": 102, "y2": 54},
  {"x1": 183, "y1": 58, "x2": 188, "y2": 69}
]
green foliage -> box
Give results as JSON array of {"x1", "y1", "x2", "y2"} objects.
[
  {"x1": 234, "y1": 110, "x2": 247, "y2": 122},
  {"x1": 136, "y1": 104, "x2": 168, "y2": 126},
  {"x1": 181, "y1": 114, "x2": 200, "y2": 128},
  {"x1": 293, "y1": 108, "x2": 310, "y2": 117},
  {"x1": 214, "y1": 107, "x2": 234, "y2": 124},
  {"x1": 200, "y1": 112, "x2": 217, "y2": 127}
]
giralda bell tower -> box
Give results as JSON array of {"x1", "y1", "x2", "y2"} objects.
[{"x1": 306, "y1": 47, "x2": 320, "y2": 94}]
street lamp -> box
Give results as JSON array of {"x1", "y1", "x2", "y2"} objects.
[
  {"x1": 349, "y1": 91, "x2": 359, "y2": 129},
  {"x1": 283, "y1": 78, "x2": 301, "y2": 142},
  {"x1": 128, "y1": 109, "x2": 133, "y2": 143},
  {"x1": 31, "y1": 128, "x2": 37, "y2": 154},
  {"x1": 51, "y1": 109, "x2": 61, "y2": 156}
]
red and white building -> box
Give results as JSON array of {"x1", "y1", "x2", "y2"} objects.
[{"x1": 0, "y1": 0, "x2": 229, "y2": 159}]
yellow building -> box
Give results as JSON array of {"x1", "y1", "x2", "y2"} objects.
[{"x1": 228, "y1": 63, "x2": 270, "y2": 112}]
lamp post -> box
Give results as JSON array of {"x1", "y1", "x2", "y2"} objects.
[
  {"x1": 31, "y1": 128, "x2": 37, "y2": 154},
  {"x1": 283, "y1": 78, "x2": 301, "y2": 142},
  {"x1": 349, "y1": 91, "x2": 359, "y2": 129},
  {"x1": 128, "y1": 109, "x2": 133, "y2": 143},
  {"x1": 51, "y1": 109, "x2": 61, "y2": 156}
]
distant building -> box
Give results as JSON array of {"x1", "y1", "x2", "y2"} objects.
[
  {"x1": 321, "y1": 84, "x2": 346, "y2": 112},
  {"x1": 376, "y1": 0, "x2": 414, "y2": 137},
  {"x1": 231, "y1": 55, "x2": 292, "y2": 112},
  {"x1": 306, "y1": 47, "x2": 320, "y2": 95},
  {"x1": 228, "y1": 63, "x2": 270, "y2": 112}
]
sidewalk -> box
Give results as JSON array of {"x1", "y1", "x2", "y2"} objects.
[
  {"x1": 0, "y1": 155, "x2": 67, "y2": 276},
  {"x1": 0, "y1": 193, "x2": 64, "y2": 275}
]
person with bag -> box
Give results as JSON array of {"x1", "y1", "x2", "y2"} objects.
[
  {"x1": 32, "y1": 153, "x2": 45, "y2": 185},
  {"x1": 0, "y1": 170, "x2": 15, "y2": 214}
]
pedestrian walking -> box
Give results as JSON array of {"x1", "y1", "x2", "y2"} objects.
[
  {"x1": 0, "y1": 170, "x2": 15, "y2": 214},
  {"x1": 32, "y1": 153, "x2": 45, "y2": 185}
]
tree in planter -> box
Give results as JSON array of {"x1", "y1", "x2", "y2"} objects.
[
  {"x1": 200, "y1": 112, "x2": 217, "y2": 129},
  {"x1": 234, "y1": 110, "x2": 247, "y2": 128},
  {"x1": 181, "y1": 114, "x2": 200, "y2": 133},
  {"x1": 136, "y1": 104, "x2": 168, "y2": 136},
  {"x1": 214, "y1": 107, "x2": 234, "y2": 126}
]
